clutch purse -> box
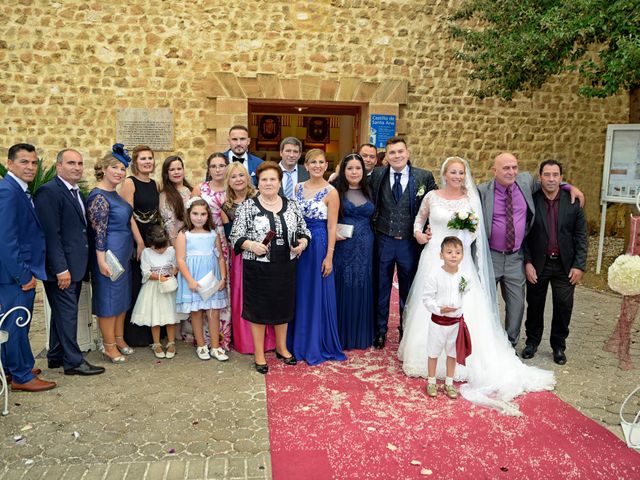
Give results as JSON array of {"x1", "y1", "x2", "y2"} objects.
[
  {"x1": 158, "y1": 275, "x2": 178, "y2": 293},
  {"x1": 105, "y1": 250, "x2": 124, "y2": 281},
  {"x1": 336, "y1": 223, "x2": 354, "y2": 239},
  {"x1": 196, "y1": 271, "x2": 219, "y2": 301}
]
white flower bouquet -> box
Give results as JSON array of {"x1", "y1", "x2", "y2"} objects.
[
  {"x1": 608, "y1": 254, "x2": 640, "y2": 296},
  {"x1": 447, "y1": 210, "x2": 478, "y2": 233}
]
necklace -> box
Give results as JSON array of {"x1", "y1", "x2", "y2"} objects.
[{"x1": 260, "y1": 195, "x2": 280, "y2": 206}]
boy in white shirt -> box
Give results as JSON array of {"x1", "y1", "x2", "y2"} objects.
[{"x1": 422, "y1": 236, "x2": 472, "y2": 399}]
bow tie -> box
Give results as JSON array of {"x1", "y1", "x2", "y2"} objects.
[{"x1": 233, "y1": 156, "x2": 244, "y2": 163}]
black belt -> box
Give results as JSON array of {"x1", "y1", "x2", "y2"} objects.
[
  {"x1": 546, "y1": 253, "x2": 560, "y2": 260},
  {"x1": 491, "y1": 248, "x2": 517, "y2": 255}
]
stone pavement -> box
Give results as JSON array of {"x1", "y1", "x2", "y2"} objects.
[{"x1": 1, "y1": 285, "x2": 638, "y2": 479}]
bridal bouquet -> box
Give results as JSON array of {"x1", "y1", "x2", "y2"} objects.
[{"x1": 447, "y1": 210, "x2": 478, "y2": 233}]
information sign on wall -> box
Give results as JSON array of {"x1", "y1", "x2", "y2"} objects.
[
  {"x1": 116, "y1": 108, "x2": 174, "y2": 151},
  {"x1": 369, "y1": 115, "x2": 396, "y2": 148}
]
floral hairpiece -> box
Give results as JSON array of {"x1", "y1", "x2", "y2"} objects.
[
  {"x1": 185, "y1": 196, "x2": 203, "y2": 209},
  {"x1": 111, "y1": 143, "x2": 131, "y2": 168}
]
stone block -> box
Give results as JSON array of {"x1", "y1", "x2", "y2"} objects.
[
  {"x1": 237, "y1": 76, "x2": 263, "y2": 98},
  {"x1": 216, "y1": 72, "x2": 246, "y2": 98},
  {"x1": 280, "y1": 78, "x2": 301, "y2": 99},
  {"x1": 299, "y1": 75, "x2": 322, "y2": 100},
  {"x1": 354, "y1": 81, "x2": 379, "y2": 102},
  {"x1": 216, "y1": 98, "x2": 248, "y2": 115},
  {"x1": 257, "y1": 73, "x2": 281, "y2": 99},
  {"x1": 319, "y1": 79, "x2": 339, "y2": 101},
  {"x1": 336, "y1": 77, "x2": 361, "y2": 102},
  {"x1": 372, "y1": 79, "x2": 409, "y2": 104}
]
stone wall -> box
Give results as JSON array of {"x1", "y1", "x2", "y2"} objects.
[{"x1": 0, "y1": 0, "x2": 629, "y2": 223}]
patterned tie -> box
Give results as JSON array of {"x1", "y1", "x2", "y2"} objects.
[
  {"x1": 25, "y1": 189, "x2": 33, "y2": 206},
  {"x1": 393, "y1": 172, "x2": 402, "y2": 203},
  {"x1": 505, "y1": 185, "x2": 515, "y2": 252},
  {"x1": 284, "y1": 171, "x2": 294, "y2": 199}
]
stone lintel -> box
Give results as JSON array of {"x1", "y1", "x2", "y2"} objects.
[{"x1": 257, "y1": 73, "x2": 282, "y2": 99}]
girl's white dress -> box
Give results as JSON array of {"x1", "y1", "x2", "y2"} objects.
[{"x1": 131, "y1": 247, "x2": 179, "y2": 327}]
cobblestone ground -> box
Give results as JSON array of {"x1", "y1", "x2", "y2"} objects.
[{"x1": 1, "y1": 286, "x2": 638, "y2": 479}]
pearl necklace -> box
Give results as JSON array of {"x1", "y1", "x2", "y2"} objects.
[{"x1": 260, "y1": 195, "x2": 280, "y2": 206}]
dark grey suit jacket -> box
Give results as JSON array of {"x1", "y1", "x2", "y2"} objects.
[
  {"x1": 278, "y1": 164, "x2": 309, "y2": 197},
  {"x1": 524, "y1": 189, "x2": 587, "y2": 275}
]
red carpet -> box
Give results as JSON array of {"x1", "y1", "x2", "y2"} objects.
[{"x1": 266, "y1": 291, "x2": 640, "y2": 479}]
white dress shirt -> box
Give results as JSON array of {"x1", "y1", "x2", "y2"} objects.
[{"x1": 388, "y1": 164, "x2": 409, "y2": 194}]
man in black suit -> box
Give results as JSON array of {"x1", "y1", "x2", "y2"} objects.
[
  {"x1": 34, "y1": 149, "x2": 104, "y2": 376},
  {"x1": 369, "y1": 137, "x2": 437, "y2": 348},
  {"x1": 277, "y1": 137, "x2": 309, "y2": 199},
  {"x1": 522, "y1": 159, "x2": 587, "y2": 365}
]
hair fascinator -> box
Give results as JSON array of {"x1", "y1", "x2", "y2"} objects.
[
  {"x1": 185, "y1": 196, "x2": 203, "y2": 209},
  {"x1": 112, "y1": 143, "x2": 131, "y2": 168}
]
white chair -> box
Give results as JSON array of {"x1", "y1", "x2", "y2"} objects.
[
  {"x1": 0, "y1": 306, "x2": 32, "y2": 416},
  {"x1": 621, "y1": 386, "x2": 640, "y2": 450}
]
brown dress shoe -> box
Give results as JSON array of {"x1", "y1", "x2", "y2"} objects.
[
  {"x1": 5, "y1": 368, "x2": 42, "y2": 384},
  {"x1": 11, "y1": 377, "x2": 57, "y2": 392}
]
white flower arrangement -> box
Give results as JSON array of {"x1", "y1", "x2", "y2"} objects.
[
  {"x1": 608, "y1": 254, "x2": 640, "y2": 296},
  {"x1": 416, "y1": 185, "x2": 426, "y2": 198},
  {"x1": 447, "y1": 210, "x2": 478, "y2": 233}
]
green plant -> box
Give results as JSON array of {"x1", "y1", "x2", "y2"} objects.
[{"x1": 1, "y1": 158, "x2": 90, "y2": 195}]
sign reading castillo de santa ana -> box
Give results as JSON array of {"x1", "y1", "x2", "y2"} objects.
[{"x1": 370, "y1": 115, "x2": 397, "y2": 148}]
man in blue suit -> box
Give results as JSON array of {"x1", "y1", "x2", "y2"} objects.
[
  {"x1": 34, "y1": 149, "x2": 105, "y2": 376},
  {"x1": 0, "y1": 143, "x2": 56, "y2": 392},
  {"x1": 370, "y1": 137, "x2": 437, "y2": 348},
  {"x1": 225, "y1": 125, "x2": 263, "y2": 185}
]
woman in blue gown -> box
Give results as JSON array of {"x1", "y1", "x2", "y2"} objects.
[
  {"x1": 87, "y1": 145, "x2": 134, "y2": 363},
  {"x1": 288, "y1": 149, "x2": 346, "y2": 366},
  {"x1": 333, "y1": 153, "x2": 376, "y2": 349}
]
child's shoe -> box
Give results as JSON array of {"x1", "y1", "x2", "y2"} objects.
[
  {"x1": 210, "y1": 346, "x2": 229, "y2": 362},
  {"x1": 151, "y1": 343, "x2": 165, "y2": 359},
  {"x1": 165, "y1": 341, "x2": 176, "y2": 359},
  {"x1": 196, "y1": 345, "x2": 211, "y2": 360},
  {"x1": 443, "y1": 383, "x2": 458, "y2": 399},
  {"x1": 426, "y1": 383, "x2": 438, "y2": 398}
]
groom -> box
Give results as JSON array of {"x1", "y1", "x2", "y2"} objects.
[{"x1": 370, "y1": 137, "x2": 437, "y2": 348}]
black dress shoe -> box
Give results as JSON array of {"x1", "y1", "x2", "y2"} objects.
[
  {"x1": 521, "y1": 344, "x2": 537, "y2": 359},
  {"x1": 254, "y1": 363, "x2": 269, "y2": 375},
  {"x1": 373, "y1": 334, "x2": 386, "y2": 349},
  {"x1": 47, "y1": 360, "x2": 63, "y2": 369},
  {"x1": 552, "y1": 349, "x2": 567, "y2": 365},
  {"x1": 275, "y1": 351, "x2": 298, "y2": 365},
  {"x1": 64, "y1": 361, "x2": 106, "y2": 376}
]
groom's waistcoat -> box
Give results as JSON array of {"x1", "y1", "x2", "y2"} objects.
[{"x1": 375, "y1": 179, "x2": 414, "y2": 239}]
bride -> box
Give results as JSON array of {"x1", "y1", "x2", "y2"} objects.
[{"x1": 397, "y1": 156, "x2": 555, "y2": 415}]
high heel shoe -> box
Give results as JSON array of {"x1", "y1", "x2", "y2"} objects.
[
  {"x1": 115, "y1": 336, "x2": 135, "y2": 355},
  {"x1": 275, "y1": 351, "x2": 297, "y2": 365},
  {"x1": 100, "y1": 343, "x2": 126, "y2": 364},
  {"x1": 254, "y1": 362, "x2": 269, "y2": 374}
]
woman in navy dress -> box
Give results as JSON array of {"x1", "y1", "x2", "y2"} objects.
[
  {"x1": 87, "y1": 145, "x2": 134, "y2": 363},
  {"x1": 288, "y1": 149, "x2": 346, "y2": 366},
  {"x1": 333, "y1": 153, "x2": 376, "y2": 349}
]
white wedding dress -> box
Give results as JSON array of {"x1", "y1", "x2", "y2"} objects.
[{"x1": 398, "y1": 185, "x2": 555, "y2": 415}]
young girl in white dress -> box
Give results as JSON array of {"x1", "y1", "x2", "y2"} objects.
[
  {"x1": 131, "y1": 225, "x2": 180, "y2": 359},
  {"x1": 175, "y1": 197, "x2": 229, "y2": 362}
]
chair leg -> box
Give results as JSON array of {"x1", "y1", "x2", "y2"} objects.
[{"x1": 0, "y1": 347, "x2": 8, "y2": 416}]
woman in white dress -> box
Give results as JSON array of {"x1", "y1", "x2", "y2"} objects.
[{"x1": 398, "y1": 157, "x2": 555, "y2": 415}]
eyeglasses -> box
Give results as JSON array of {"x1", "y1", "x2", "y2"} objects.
[{"x1": 209, "y1": 164, "x2": 227, "y2": 169}]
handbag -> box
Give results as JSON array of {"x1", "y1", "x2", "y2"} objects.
[
  {"x1": 158, "y1": 275, "x2": 178, "y2": 293},
  {"x1": 105, "y1": 250, "x2": 125, "y2": 281}
]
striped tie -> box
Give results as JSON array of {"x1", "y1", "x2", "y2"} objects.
[
  {"x1": 284, "y1": 171, "x2": 294, "y2": 199},
  {"x1": 505, "y1": 185, "x2": 515, "y2": 252}
]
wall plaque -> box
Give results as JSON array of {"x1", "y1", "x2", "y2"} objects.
[{"x1": 116, "y1": 108, "x2": 174, "y2": 151}]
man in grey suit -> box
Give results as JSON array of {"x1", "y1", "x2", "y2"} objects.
[
  {"x1": 477, "y1": 152, "x2": 583, "y2": 348},
  {"x1": 278, "y1": 137, "x2": 309, "y2": 199}
]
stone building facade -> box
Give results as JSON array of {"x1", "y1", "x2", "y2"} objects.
[{"x1": 0, "y1": 0, "x2": 630, "y2": 223}]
